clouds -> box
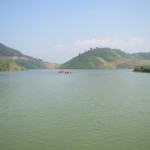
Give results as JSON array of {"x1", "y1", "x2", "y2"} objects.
[
  {"x1": 55, "y1": 37, "x2": 145, "y2": 51},
  {"x1": 52, "y1": 36, "x2": 148, "y2": 63},
  {"x1": 75, "y1": 37, "x2": 145, "y2": 53}
]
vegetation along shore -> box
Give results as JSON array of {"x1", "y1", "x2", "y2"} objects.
[{"x1": 134, "y1": 66, "x2": 150, "y2": 73}]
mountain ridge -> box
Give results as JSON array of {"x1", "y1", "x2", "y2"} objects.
[
  {"x1": 59, "y1": 47, "x2": 150, "y2": 69},
  {"x1": 0, "y1": 43, "x2": 59, "y2": 71}
]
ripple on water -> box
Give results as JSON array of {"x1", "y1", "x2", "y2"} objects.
[{"x1": 0, "y1": 69, "x2": 150, "y2": 150}]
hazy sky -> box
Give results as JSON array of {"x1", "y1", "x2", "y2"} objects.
[{"x1": 0, "y1": 0, "x2": 150, "y2": 63}]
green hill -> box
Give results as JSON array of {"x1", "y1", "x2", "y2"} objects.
[
  {"x1": 0, "y1": 43, "x2": 24, "y2": 57},
  {"x1": 0, "y1": 43, "x2": 47, "y2": 70},
  {"x1": 59, "y1": 47, "x2": 150, "y2": 69},
  {"x1": 133, "y1": 52, "x2": 150, "y2": 60},
  {"x1": 0, "y1": 60, "x2": 25, "y2": 71}
]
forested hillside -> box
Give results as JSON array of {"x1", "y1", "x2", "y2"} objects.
[{"x1": 59, "y1": 47, "x2": 150, "y2": 69}]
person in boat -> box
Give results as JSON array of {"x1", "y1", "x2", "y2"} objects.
[
  {"x1": 65, "y1": 70, "x2": 72, "y2": 74},
  {"x1": 58, "y1": 70, "x2": 64, "y2": 73}
]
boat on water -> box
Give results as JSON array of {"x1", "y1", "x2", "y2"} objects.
[
  {"x1": 58, "y1": 70, "x2": 64, "y2": 73},
  {"x1": 58, "y1": 70, "x2": 72, "y2": 74}
]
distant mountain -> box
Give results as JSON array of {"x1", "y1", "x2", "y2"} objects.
[
  {"x1": 0, "y1": 43, "x2": 24, "y2": 57},
  {"x1": 0, "y1": 43, "x2": 59, "y2": 71},
  {"x1": 44, "y1": 62, "x2": 60, "y2": 69},
  {"x1": 59, "y1": 47, "x2": 150, "y2": 69}
]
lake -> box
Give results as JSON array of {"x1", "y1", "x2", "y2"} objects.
[{"x1": 0, "y1": 69, "x2": 150, "y2": 150}]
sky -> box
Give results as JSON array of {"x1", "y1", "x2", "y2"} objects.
[{"x1": 0, "y1": 0, "x2": 150, "y2": 63}]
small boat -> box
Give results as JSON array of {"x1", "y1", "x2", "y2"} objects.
[
  {"x1": 65, "y1": 70, "x2": 72, "y2": 74},
  {"x1": 58, "y1": 70, "x2": 64, "y2": 73},
  {"x1": 58, "y1": 70, "x2": 72, "y2": 74}
]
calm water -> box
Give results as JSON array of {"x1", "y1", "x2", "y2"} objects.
[{"x1": 0, "y1": 69, "x2": 150, "y2": 150}]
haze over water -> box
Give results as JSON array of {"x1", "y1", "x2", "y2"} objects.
[{"x1": 0, "y1": 69, "x2": 150, "y2": 150}]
